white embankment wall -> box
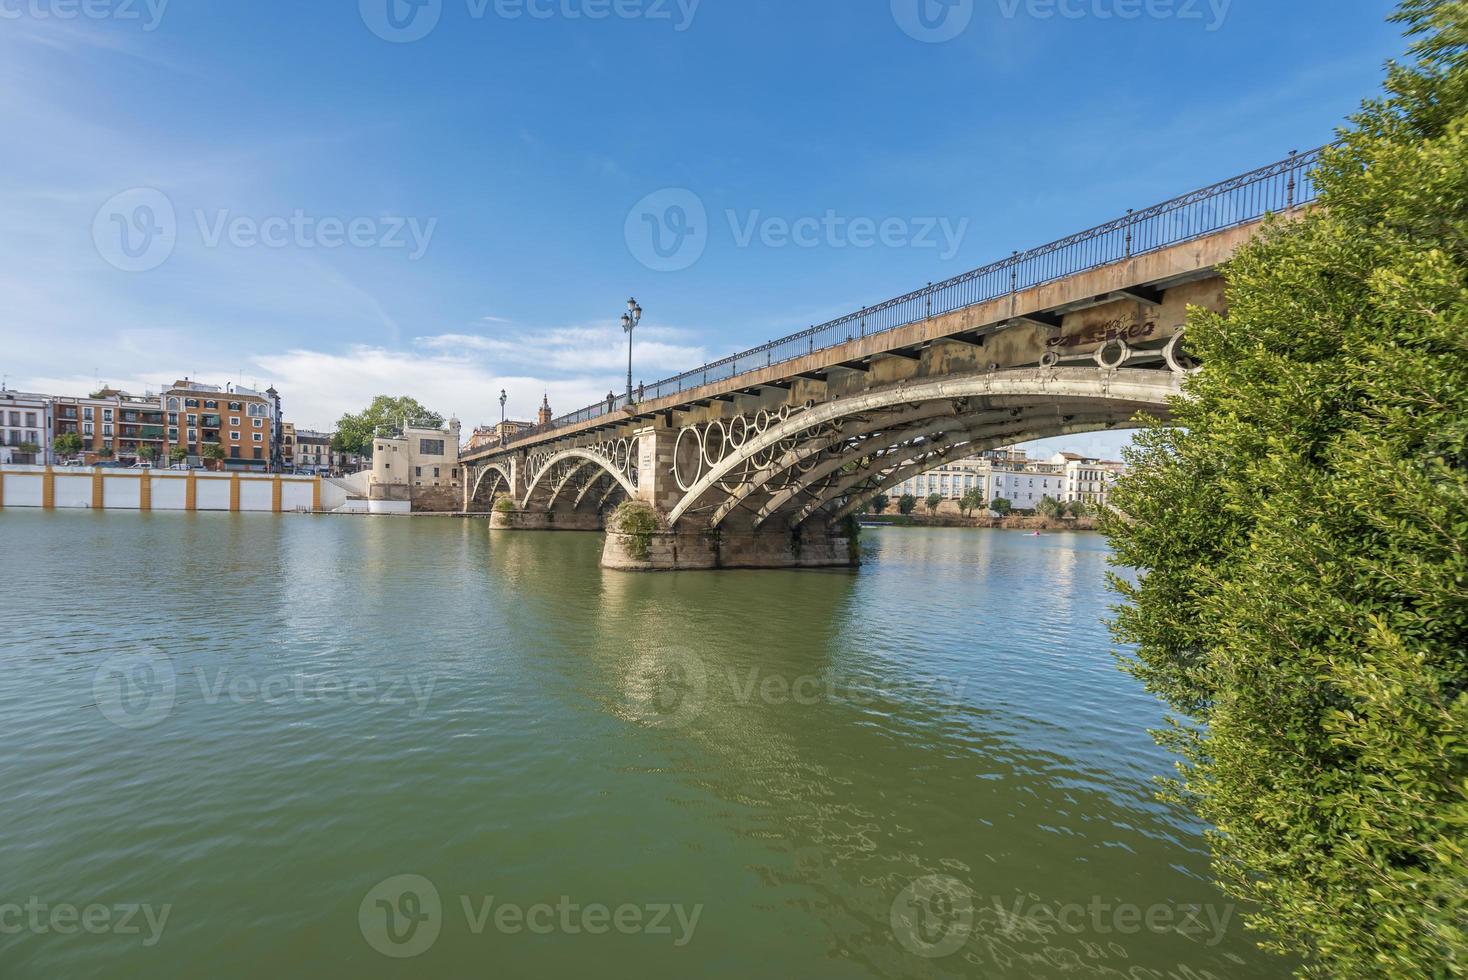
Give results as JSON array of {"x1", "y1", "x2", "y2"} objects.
[{"x1": 0, "y1": 466, "x2": 323, "y2": 514}]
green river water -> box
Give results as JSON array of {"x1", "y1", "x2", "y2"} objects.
[{"x1": 0, "y1": 511, "x2": 1290, "y2": 978}]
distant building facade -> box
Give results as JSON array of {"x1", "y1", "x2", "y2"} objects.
[
  {"x1": 0, "y1": 391, "x2": 50, "y2": 464},
  {"x1": 889, "y1": 446, "x2": 1126, "y2": 513},
  {"x1": 367, "y1": 419, "x2": 463, "y2": 513}
]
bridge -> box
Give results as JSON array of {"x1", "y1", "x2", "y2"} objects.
[{"x1": 461, "y1": 148, "x2": 1322, "y2": 570}]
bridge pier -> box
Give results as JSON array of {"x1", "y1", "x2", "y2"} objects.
[
  {"x1": 489, "y1": 506, "x2": 605, "y2": 532},
  {"x1": 602, "y1": 503, "x2": 857, "y2": 572}
]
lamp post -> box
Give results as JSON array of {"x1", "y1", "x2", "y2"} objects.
[
  {"x1": 498, "y1": 389, "x2": 507, "y2": 445},
  {"x1": 621, "y1": 297, "x2": 642, "y2": 405}
]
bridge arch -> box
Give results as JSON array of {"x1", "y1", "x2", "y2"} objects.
[
  {"x1": 466, "y1": 461, "x2": 514, "y2": 512},
  {"x1": 520, "y1": 448, "x2": 638, "y2": 511},
  {"x1": 666, "y1": 366, "x2": 1178, "y2": 530}
]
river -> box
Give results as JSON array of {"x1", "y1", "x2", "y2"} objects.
[{"x1": 0, "y1": 511, "x2": 1289, "y2": 978}]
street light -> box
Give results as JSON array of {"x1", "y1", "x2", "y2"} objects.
[
  {"x1": 621, "y1": 297, "x2": 642, "y2": 405},
  {"x1": 499, "y1": 389, "x2": 507, "y2": 444}
]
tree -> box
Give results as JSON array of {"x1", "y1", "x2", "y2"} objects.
[
  {"x1": 958, "y1": 488, "x2": 983, "y2": 517},
  {"x1": 1066, "y1": 499, "x2": 1088, "y2": 519},
  {"x1": 137, "y1": 445, "x2": 159, "y2": 463},
  {"x1": 1105, "y1": 5, "x2": 1468, "y2": 974},
  {"x1": 54, "y1": 432, "x2": 83, "y2": 459},
  {"x1": 1036, "y1": 495, "x2": 1062, "y2": 519},
  {"x1": 897, "y1": 493, "x2": 917, "y2": 516},
  {"x1": 989, "y1": 497, "x2": 1012, "y2": 517},
  {"x1": 333, "y1": 396, "x2": 444, "y2": 457},
  {"x1": 169, "y1": 446, "x2": 188, "y2": 464},
  {"x1": 201, "y1": 444, "x2": 226, "y2": 470},
  {"x1": 924, "y1": 493, "x2": 943, "y2": 515},
  {"x1": 871, "y1": 493, "x2": 890, "y2": 515}
]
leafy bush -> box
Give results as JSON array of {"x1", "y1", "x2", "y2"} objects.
[{"x1": 1105, "y1": 4, "x2": 1468, "y2": 974}]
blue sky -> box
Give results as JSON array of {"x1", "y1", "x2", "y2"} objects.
[{"x1": 1, "y1": 0, "x2": 1404, "y2": 454}]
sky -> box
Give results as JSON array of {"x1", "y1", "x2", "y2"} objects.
[{"x1": 0, "y1": 0, "x2": 1407, "y2": 457}]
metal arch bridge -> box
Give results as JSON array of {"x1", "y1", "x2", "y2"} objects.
[{"x1": 460, "y1": 148, "x2": 1323, "y2": 569}]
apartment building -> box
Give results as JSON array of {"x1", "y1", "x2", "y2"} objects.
[
  {"x1": 890, "y1": 446, "x2": 1125, "y2": 512},
  {"x1": 0, "y1": 391, "x2": 50, "y2": 464},
  {"x1": 162, "y1": 379, "x2": 282, "y2": 471}
]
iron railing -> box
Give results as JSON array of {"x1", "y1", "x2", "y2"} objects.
[{"x1": 504, "y1": 146, "x2": 1326, "y2": 447}]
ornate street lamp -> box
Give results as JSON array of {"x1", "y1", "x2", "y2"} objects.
[
  {"x1": 621, "y1": 297, "x2": 642, "y2": 405},
  {"x1": 498, "y1": 389, "x2": 508, "y2": 444}
]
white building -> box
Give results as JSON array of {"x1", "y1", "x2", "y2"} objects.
[
  {"x1": 366, "y1": 419, "x2": 463, "y2": 513},
  {"x1": 0, "y1": 391, "x2": 50, "y2": 464},
  {"x1": 888, "y1": 446, "x2": 1126, "y2": 513}
]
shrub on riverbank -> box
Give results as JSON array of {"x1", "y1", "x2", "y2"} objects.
[{"x1": 1105, "y1": 3, "x2": 1468, "y2": 975}]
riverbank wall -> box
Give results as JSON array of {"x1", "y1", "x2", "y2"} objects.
[{"x1": 0, "y1": 465, "x2": 331, "y2": 513}]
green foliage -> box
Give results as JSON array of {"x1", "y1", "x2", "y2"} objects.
[
  {"x1": 168, "y1": 446, "x2": 188, "y2": 463},
  {"x1": 333, "y1": 396, "x2": 444, "y2": 457},
  {"x1": 871, "y1": 493, "x2": 890, "y2": 515},
  {"x1": 1105, "y1": 4, "x2": 1468, "y2": 974},
  {"x1": 493, "y1": 497, "x2": 515, "y2": 514},
  {"x1": 201, "y1": 444, "x2": 225, "y2": 462},
  {"x1": 1066, "y1": 499, "x2": 1088, "y2": 519},
  {"x1": 1036, "y1": 494, "x2": 1062, "y2": 519},
  {"x1": 137, "y1": 445, "x2": 159, "y2": 462},
  {"x1": 958, "y1": 488, "x2": 984, "y2": 517},
  {"x1": 897, "y1": 493, "x2": 917, "y2": 516},
  {"x1": 53, "y1": 432, "x2": 84, "y2": 458},
  {"x1": 989, "y1": 497, "x2": 1012, "y2": 517},
  {"x1": 17, "y1": 441, "x2": 41, "y2": 456},
  {"x1": 924, "y1": 492, "x2": 943, "y2": 515},
  {"x1": 612, "y1": 500, "x2": 659, "y2": 562}
]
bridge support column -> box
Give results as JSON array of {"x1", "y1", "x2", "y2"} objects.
[
  {"x1": 489, "y1": 507, "x2": 604, "y2": 532},
  {"x1": 602, "y1": 505, "x2": 858, "y2": 572}
]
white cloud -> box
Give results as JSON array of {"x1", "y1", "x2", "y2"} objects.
[
  {"x1": 248, "y1": 345, "x2": 621, "y2": 431},
  {"x1": 413, "y1": 322, "x2": 708, "y2": 376}
]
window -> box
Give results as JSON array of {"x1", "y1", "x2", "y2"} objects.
[
  {"x1": 24, "y1": 413, "x2": 36, "y2": 426},
  {"x1": 415, "y1": 466, "x2": 422, "y2": 477},
  {"x1": 167, "y1": 427, "x2": 178, "y2": 440},
  {"x1": 103, "y1": 409, "x2": 113, "y2": 422},
  {"x1": 230, "y1": 416, "x2": 241, "y2": 426},
  {"x1": 187, "y1": 414, "x2": 197, "y2": 425},
  {"x1": 252, "y1": 433, "x2": 262, "y2": 443},
  {"x1": 433, "y1": 467, "x2": 439, "y2": 478},
  {"x1": 253, "y1": 448, "x2": 262, "y2": 460},
  {"x1": 204, "y1": 400, "x2": 217, "y2": 409},
  {"x1": 253, "y1": 418, "x2": 263, "y2": 428},
  {"x1": 103, "y1": 424, "x2": 113, "y2": 437},
  {"x1": 185, "y1": 398, "x2": 198, "y2": 408},
  {"x1": 167, "y1": 397, "x2": 179, "y2": 410},
  {"x1": 83, "y1": 407, "x2": 94, "y2": 420},
  {"x1": 83, "y1": 423, "x2": 93, "y2": 436},
  {"x1": 231, "y1": 432, "x2": 241, "y2": 441},
  {"x1": 247, "y1": 403, "x2": 267, "y2": 418},
  {"x1": 419, "y1": 438, "x2": 444, "y2": 456},
  {"x1": 230, "y1": 447, "x2": 239, "y2": 458},
  {"x1": 228, "y1": 402, "x2": 242, "y2": 412}
]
